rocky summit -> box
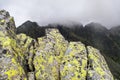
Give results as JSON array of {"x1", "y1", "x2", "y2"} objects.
[{"x1": 0, "y1": 10, "x2": 114, "y2": 80}]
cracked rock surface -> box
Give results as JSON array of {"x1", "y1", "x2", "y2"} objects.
[{"x1": 0, "y1": 10, "x2": 114, "y2": 80}]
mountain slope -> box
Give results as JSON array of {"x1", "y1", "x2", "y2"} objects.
[
  {"x1": 16, "y1": 20, "x2": 45, "y2": 39},
  {"x1": 17, "y1": 21, "x2": 120, "y2": 79},
  {"x1": 57, "y1": 23, "x2": 120, "y2": 79},
  {"x1": 0, "y1": 10, "x2": 114, "y2": 80}
]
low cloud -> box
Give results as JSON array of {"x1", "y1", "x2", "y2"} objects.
[{"x1": 0, "y1": 0, "x2": 120, "y2": 28}]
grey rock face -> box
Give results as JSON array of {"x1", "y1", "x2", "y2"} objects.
[{"x1": 0, "y1": 10, "x2": 114, "y2": 80}]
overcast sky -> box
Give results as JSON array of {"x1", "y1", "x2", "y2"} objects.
[{"x1": 0, "y1": 0, "x2": 120, "y2": 28}]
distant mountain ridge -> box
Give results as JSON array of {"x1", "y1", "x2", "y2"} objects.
[
  {"x1": 0, "y1": 10, "x2": 114, "y2": 80},
  {"x1": 17, "y1": 21, "x2": 120, "y2": 79}
]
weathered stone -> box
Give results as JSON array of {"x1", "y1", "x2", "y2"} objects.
[
  {"x1": 60, "y1": 42, "x2": 87, "y2": 80},
  {"x1": 0, "y1": 10, "x2": 27, "y2": 80},
  {"x1": 28, "y1": 72, "x2": 35, "y2": 80},
  {"x1": 33, "y1": 29, "x2": 68, "y2": 80},
  {"x1": 0, "y1": 10, "x2": 114, "y2": 80},
  {"x1": 87, "y1": 46, "x2": 113, "y2": 80}
]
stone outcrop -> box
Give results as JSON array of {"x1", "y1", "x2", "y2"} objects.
[
  {"x1": 0, "y1": 10, "x2": 27, "y2": 80},
  {"x1": 0, "y1": 10, "x2": 114, "y2": 80},
  {"x1": 55, "y1": 23, "x2": 120, "y2": 79}
]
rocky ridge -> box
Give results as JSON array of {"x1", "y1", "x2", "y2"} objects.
[
  {"x1": 17, "y1": 21, "x2": 120, "y2": 80},
  {"x1": 56, "y1": 23, "x2": 120, "y2": 79},
  {"x1": 0, "y1": 10, "x2": 113, "y2": 80}
]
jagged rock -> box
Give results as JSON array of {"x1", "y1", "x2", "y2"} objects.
[
  {"x1": 0, "y1": 10, "x2": 114, "y2": 80},
  {"x1": 28, "y1": 72, "x2": 35, "y2": 80},
  {"x1": 60, "y1": 42, "x2": 87, "y2": 80},
  {"x1": 87, "y1": 46, "x2": 113, "y2": 80},
  {"x1": 0, "y1": 10, "x2": 27, "y2": 80},
  {"x1": 33, "y1": 29, "x2": 68, "y2": 80},
  {"x1": 55, "y1": 22, "x2": 120, "y2": 79},
  {"x1": 16, "y1": 20, "x2": 45, "y2": 39},
  {"x1": 17, "y1": 33, "x2": 36, "y2": 72}
]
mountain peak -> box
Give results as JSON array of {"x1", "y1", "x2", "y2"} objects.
[
  {"x1": 84, "y1": 22, "x2": 108, "y2": 34},
  {"x1": 85, "y1": 22, "x2": 107, "y2": 30},
  {"x1": 20, "y1": 20, "x2": 39, "y2": 27},
  {"x1": 0, "y1": 10, "x2": 114, "y2": 80},
  {"x1": 17, "y1": 20, "x2": 45, "y2": 39}
]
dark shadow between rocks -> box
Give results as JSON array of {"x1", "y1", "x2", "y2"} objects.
[{"x1": 16, "y1": 21, "x2": 120, "y2": 79}]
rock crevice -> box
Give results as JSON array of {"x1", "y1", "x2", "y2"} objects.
[{"x1": 0, "y1": 10, "x2": 114, "y2": 80}]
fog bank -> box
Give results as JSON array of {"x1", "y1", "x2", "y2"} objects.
[{"x1": 0, "y1": 0, "x2": 120, "y2": 28}]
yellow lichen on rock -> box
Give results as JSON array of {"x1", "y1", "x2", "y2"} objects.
[
  {"x1": 0, "y1": 10, "x2": 114, "y2": 80},
  {"x1": 87, "y1": 46, "x2": 114, "y2": 80},
  {"x1": 60, "y1": 42, "x2": 87, "y2": 80},
  {"x1": 0, "y1": 10, "x2": 27, "y2": 80},
  {"x1": 33, "y1": 29, "x2": 68, "y2": 80},
  {"x1": 5, "y1": 64, "x2": 26, "y2": 80}
]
